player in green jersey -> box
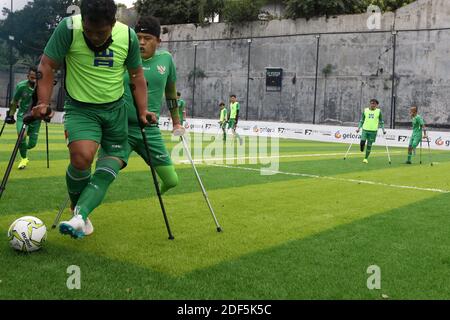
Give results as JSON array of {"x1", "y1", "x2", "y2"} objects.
[
  {"x1": 7, "y1": 67, "x2": 39, "y2": 169},
  {"x1": 356, "y1": 99, "x2": 386, "y2": 164},
  {"x1": 406, "y1": 106, "x2": 426, "y2": 164},
  {"x1": 30, "y1": 0, "x2": 154, "y2": 239},
  {"x1": 228, "y1": 94, "x2": 243, "y2": 145},
  {"x1": 120, "y1": 16, "x2": 182, "y2": 197},
  {"x1": 177, "y1": 92, "x2": 187, "y2": 125},
  {"x1": 219, "y1": 102, "x2": 227, "y2": 141}
]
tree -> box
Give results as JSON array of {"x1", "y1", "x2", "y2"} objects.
[
  {"x1": 135, "y1": 0, "x2": 224, "y2": 25},
  {"x1": 221, "y1": 0, "x2": 268, "y2": 24},
  {"x1": 284, "y1": 0, "x2": 416, "y2": 20},
  {"x1": 0, "y1": 0, "x2": 80, "y2": 61}
]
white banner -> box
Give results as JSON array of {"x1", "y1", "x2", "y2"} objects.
[{"x1": 2, "y1": 109, "x2": 450, "y2": 150}]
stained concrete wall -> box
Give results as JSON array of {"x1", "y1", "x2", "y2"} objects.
[{"x1": 160, "y1": 0, "x2": 450, "y2": 128}]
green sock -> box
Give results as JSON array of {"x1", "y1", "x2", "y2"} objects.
[
  {"x1": 155, "y1": 165, "x2": 179, "y2": 195},
  {"x1": 66, "y1": 164, "x2": 91, "y2": 209},
  {"x1": 19, "y1": 138, "x2": 27, "y2": 158},
  {"x1": 75, "y1": 158, "x2": 122, "y2": 220},
  {"x1": 365, "y1": 143, "x2": 372, "y2": 159},
  {"x1": 407, "y1": 152, "x2": 412, "y2": 162},
  {"x1": 27, "y1": 132, "x2": 39, "y2": 150}
]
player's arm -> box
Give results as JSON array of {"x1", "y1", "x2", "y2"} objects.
[
  {"x1": 128, "y1": 67, "x2": 153, "y2": 126},
  {"x1": 32, "y1": 17, "x2": 73, "y2": 119},
  {"x1": 356, "y1": 112, "x2": 365, "y2": 132},
  {"x1": 126, "y1": 29, "x2": 153, "y2": 126},
  {"x1": 8, "y1": 84, "x2": 22, "y2": 116},
  {"x1": 32, "y1": 55, "x2": 58, "y2": 119},
  {"x1": 379, "y1": 112, "x2": 386, "y2": 134},
  {"x1": 165, "y1": 81, "x2": 181, "y2": 126}
]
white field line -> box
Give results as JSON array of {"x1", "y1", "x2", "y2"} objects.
[
  {"x1": 206, "y1": 163, "x2": 449, "y2": 194},
  {"x1": 178, "y1": 151, "x2": 402, "y2": 164}
]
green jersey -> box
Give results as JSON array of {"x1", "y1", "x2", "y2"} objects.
[
  {"x1": 411, "y1": 115, "x2": 425, "y2": 138},
  {"x1": 177, "y1": 99, "x2": 186, "y2": 122},
  {"x1": 44, "y1": 15, "x2": 141, "y2": 105},
  {"x1": 229, "y1": 102, "x2": 240, "y2": 119},
  {"x1": 359, "y1": 108, "x2": 384, "y2": 131},
  {"x1": 12, "y1": 80, "x2": 34, "y2": 117},
  {"x1": 220, "y1": 108, "x2": 228, "y2": 122},
  {"x1": 124, "y1": 49, "x2": 177, "y2": 125}
]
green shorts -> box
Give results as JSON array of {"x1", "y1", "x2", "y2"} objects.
[
  {"x1": 16, "y1": 116, "x2": 41, "y2": 138},
  {"x1": 228, "y1": 119, "x2": 236, "y2": 129},
  {"x1": 361, "y1": 130, "x2": 377, "y2": 143},
  {"x1": 409, "y1": 135, "x2": 422, "y2": 149},
  {"x1": 125, "y1": 124, "x2": 173, "y2": 167},
  {"x1": 64, "y1": 98, "x2": 129, "y2": 164}
]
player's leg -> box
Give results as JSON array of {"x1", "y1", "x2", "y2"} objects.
[
  {"x1": 16, "y1": 117, "x2": 29, "y2": 169},
  {"x1": 74, "y1": 104, "x2": 128, "y2": 221},
  {"x1": 134, "y1": 125, "x2": 178, "y2": 195},
  {"x1": 407, "y1": 136, "x2": 420, "y2": 164},
  {"x1": 59, "y1": 104, "x2": 102, "y2": 238},
  {"x1": 26, "y1": 120, "x2": 41, "y2": 151},
  {"x1": 365, "y1": 132, "x2": 376, "y2": 160},
  {"x1": 360, "y1": 130, "x2": 367, "y2": 152}
]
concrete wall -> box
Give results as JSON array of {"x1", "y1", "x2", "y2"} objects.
[{"x1": 160, "y1": 0, "x2": 450, "y2": 128}]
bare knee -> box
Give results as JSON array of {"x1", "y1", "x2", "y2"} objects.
[{"x1": 69, "y1": 141, "x2": 98, "y2": 170}]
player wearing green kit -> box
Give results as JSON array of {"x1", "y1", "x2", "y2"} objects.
[
  {"x1": 228, "y1": 94, "x2": 243, "y2": 145},
  {"x1": 121, "y1": 16, "x2": 183, "y2": 195},
  {"x1": 31, "y1": 0, "x2": 154, "y2": 239},
  {"x1": 7, "y1": 67, "x2": 39, "y2": 169},
  {"x1": 406, "y1": 106, "x2": 426, "y2": 164},
  {"x1": 177, "y1": 92, "x2": 186, "y2": 125},
  {"x1": 219, "y1": 102, "x2": 227, "y2": 141},
  {"x1": 356, "y1": 99, "x2": 386, "y2": 164}
]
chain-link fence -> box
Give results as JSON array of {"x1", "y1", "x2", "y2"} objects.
[
  {"x1": 165, "y1": 27, "x2": 450, "y2": 130},
  {"x1": 1, "y1": 27, "x2": 449, "y2": 129}
]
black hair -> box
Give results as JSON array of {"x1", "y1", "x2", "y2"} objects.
[
  {"x1": 177, "y1": 92, "x2": 181, "y2": 96},
  {"x1": 80, "y1": 0, "x2": 117, "y2": 25},
  {"x1": 29, "y1": 66, "x2": 37, "y2": 74},
  {"x1": 370, "y1": 99, "x2": 379, "y2": 105},
  {"x1": 135, "y1": 16, "x2": 161, "y2": 38},
  {"x1": 230, "y1": 94, "x2": 236, "y2": 98},
  {"x1": 219, "y1": 102, "x2": 225, "y2": 106}
]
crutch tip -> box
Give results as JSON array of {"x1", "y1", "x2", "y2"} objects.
[
  {"x1": 217, "y1": 227, "x2": 223, "y2": 232},
  {"x1": 168, "y1": 235, "x2": 175, "y2": 240}
]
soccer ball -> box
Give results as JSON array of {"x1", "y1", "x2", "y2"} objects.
[{"x1": 7, "y1": 216, "x2": 47, "y2": 252}]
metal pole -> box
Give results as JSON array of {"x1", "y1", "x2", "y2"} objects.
[
  {"x1": 8, "y1": 0, "x2": 14, "y2": 106},
  {"x1": 192, "y1": 42, "x2": 198, "y2": 119},
  {"x1": 245, "y1": 38, "x2": 252, "y2": 120},
  {"x1": 390, "y1": 30, "x2": 397, "y2": 129},
  {"x1": 312, "y1": 34, "x2": 320, "y2": 124}
]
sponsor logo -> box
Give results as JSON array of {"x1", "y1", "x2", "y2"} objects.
[
  {"x1": 305, "y1": 129, "x2": 313, "y2": 135},
  {"x1": 278, "y1": 127, "x2": 285, "y2": 134},
  {"x1": 435, "y1": 137, "x2": 444, "y2": 146},
  {"x1": 111, "y1": 145, "x2": 122, "y2": 149},
  {"x1": 334, "y1": 131, "x2": 342, "y2": 139},
  {"x1": 342, "y1": 133, "x2": 361, "y2": 140},
  {"x1": 398, "y1": 136, "x2": 408, "y2": 142},
  {"x1": 253, "y1": 126, "x2": 259, "y2": 133}
]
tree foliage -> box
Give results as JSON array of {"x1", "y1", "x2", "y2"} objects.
[
  {"x1": 284, "y1": 0, "x2": 416, "y2": 20},
  {"x1": 0, "y1": 0, "x2": 80, "y2": 61}
]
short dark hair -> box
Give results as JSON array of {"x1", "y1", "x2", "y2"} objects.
[
  {"x1": 135, "y1": 16, "x2": 161, "y2": 38},
  {"x1": 370, "y1": 99, "x2": 379, "y2": 105},
  {"x1": 80, "y1": 0, "x2": 117, "y2": 25},
  {"x1": 230, "y1": 94, "x2": 236, "y2": 98},
  {"x1": 29, "y1": 66, "x2": 37, "y2": 74},
  {"x1": 219, "y1": 102, "x2": 225, "y2": 106},
  {"x1": 177, "y1": 92, "x2": 181, "y2": 96}
]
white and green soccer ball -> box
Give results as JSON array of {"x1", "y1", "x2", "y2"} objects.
[{"x1": 7, "y1": 216, "x2": 47, "y2": 252}]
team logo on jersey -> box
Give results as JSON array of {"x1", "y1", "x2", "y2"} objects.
[
  {"x1": 94, "y1": 49, "x2": 114, "y2": 68},
  {"x1": 157, "y1": 65, "x2": 166, "y2": 75}
]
